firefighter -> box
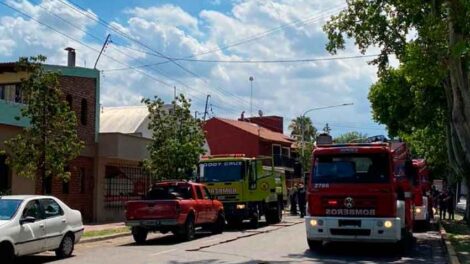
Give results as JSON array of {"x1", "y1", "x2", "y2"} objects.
[
  {"x1": 297, "y1": 184, "x2": 307, "y2": 218},
  {"x1": 289, "y1": 185, "x2": 298, "y2": 215},
  {"x1": 447, "y1": 187, "x2": 455, "y2": 220},
  {"x1": 439, "y1": 189, "x2": 448, "y2": 220}
]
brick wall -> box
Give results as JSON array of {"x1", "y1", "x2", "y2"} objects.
[
  {"x1": 35, "y1": 156, "x2": 95, "y2": 222},
  {"x1": 59, "y1": 76, "x2": 96, "y2": 145}
]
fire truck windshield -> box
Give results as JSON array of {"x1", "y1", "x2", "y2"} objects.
[
  {"x1": 199, "y1": 161, "x2": 244, "y2": 182},
  {"x1": 312, "y1": 153, "x2": 389, "y2": 184}
]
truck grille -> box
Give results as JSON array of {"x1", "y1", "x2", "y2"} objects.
[{"x1": 330, "y1": 229, "x2": 371, "y2": 236}]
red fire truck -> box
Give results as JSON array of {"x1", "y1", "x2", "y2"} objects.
[
  {"x1": 412, "y1": 159, "x2": 432, "y2": 226},
  {"x1": 305, "y1": 135, "x2": 415, "y2": 250}
]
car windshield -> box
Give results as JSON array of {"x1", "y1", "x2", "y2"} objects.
[
  {"x1": 199, "y1": 161, "x2": 244, "y2": 182},
  {"x1": 312, "y1": 153, "x2": 390, "y2": 184},
  {"x1": 146, "y1": 185, "x2": 192, "y2": 200},
  {"x1": 0, "y1": 199, "x2": 23, "y2": 220}
]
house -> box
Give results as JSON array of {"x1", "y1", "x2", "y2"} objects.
[
  {"x1": 0, "y1": 48, "x2": 99, "y2": 222},
  {"x1": 204, "y1": 116, "x2": 296, "y2": 168}
]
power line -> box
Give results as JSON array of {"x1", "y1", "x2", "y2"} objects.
[
  {"x1": 55, "y1": 0, "x2": 259, "y2": 112},
  {"x1": 102, "y1": 54, "x2": 380, "y2": 72},
  {"x1": 0, "y1": 1, "x2": 205, "y2": 104}
]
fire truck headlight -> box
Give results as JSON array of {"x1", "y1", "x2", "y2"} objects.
[
  {"x1": 384, "y1": 220, "x2": 393, "y2": 228},
  {"x1": 236, "y1": 204, "x2": 246, "y2": 210},
  {"x1": 310, "y1": 219, "x2": 318, "y2": 227},
  {"x1": 415, "y1": 208, "x2": 422, "y2": 214}
]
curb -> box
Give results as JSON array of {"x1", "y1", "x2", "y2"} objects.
[
  {"x1": 79, "y1": 231, "x2": 131, "y2": 244},
  {"x1": 439, "y1": 221, "x2": 461, "y2": 264}
]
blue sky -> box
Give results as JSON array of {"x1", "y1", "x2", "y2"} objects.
[{"x1": 0, "y1": 0, "x2": 388, "y2": 137}]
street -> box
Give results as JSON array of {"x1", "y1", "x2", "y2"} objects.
[{"x1": 15, "y1": 216, "x2": 446, "y2": 264}]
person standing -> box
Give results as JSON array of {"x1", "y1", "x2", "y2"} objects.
[
  {"x1": 447, "y1": 187, "x2": 455, "y2": 220},
  {"x1": 439, "y1": 190, "x2": 448, "y2": 220},
  {"x1": 290, "y1": 184, "x2": 298, "y2": 215},
  {"x1": 297, "y1": 184, "x2": 307, "y2": 218}
]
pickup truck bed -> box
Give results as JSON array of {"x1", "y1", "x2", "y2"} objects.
[{"x1": 125, "y1": 181, "x2": 225, "y2": 243}]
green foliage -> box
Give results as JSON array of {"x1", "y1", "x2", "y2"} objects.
[
  {"x1": 4, "y1": 56, "x2": 83, "y2": 184},
  {"x1": 142, "y1": 94, "x2": 205, "y2": 180},
  {"x1": 298, "y1": 141, "x2": 314, "y2": 174},
  {"x1": 288, "y1": 116, "x2": 317, "y2": 142},
  {"x1": 334, "y1": 131, "x2": 368, "y2": 143}
]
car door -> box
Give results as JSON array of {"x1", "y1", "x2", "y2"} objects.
[
  {"x1": 194, "y1": 186, "x2": 206, "y2": 224},
  {"x1": 16, "y1": 199, "x2": 47, "y2": 256},
  {"x1": 203, "y1": 187, "x2": 217, "y2": 223},
  {"x1": 39, "y1": 198, "x2": 67, "y2": 251}
]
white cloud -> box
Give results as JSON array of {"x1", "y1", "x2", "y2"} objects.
[{"x1": 0, "y1": 0, "x2": 386, "y2": 137}]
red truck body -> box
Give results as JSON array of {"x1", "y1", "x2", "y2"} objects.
[
  {"x1": 305, "y1": 138, "x2": 415, "y2": 250},
  {"x1": 412, "y1": 159, "x2": 432, "y2": 223},
  {"x1": 125, "y1": 181, "x2": 225, "y2": 243}
]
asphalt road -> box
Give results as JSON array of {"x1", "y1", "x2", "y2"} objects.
[{"x1": 15, "y1": 216, "x2": 447, "y2": 264}]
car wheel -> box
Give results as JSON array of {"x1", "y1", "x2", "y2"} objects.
[
  {"x1": 132, "y1": 227, "x2": 148, "y2": 244},
  {"x1": 179, "y1": 216, "x2": 195, "y2": 241},
  {"x1": 211, "y1": 212, "x2": 225, "y2": 234},
  {"x1": 55, "y1": 233, "x2": 75, "y2": 258},
  {"x1": 0, "y1": 242, "x2": 14, "y2": 264}
]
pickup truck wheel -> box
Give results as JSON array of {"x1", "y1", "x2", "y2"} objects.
[
  {"x1": 0, "y1": 242, "x2": 14, "y2": 264},
  {"x1": 55, "y1": 233, "x2": 75, "y2": 258},
  {"x1": 307, "y1": 239, "x2": 322, "y2": 251},
  {"x1": 179, "y1": 216, "x2": 195, "y2": 241},
  {"x1": 211, "y1": 212, "x2": 225, "y2": 234},
  {"x1": 132, "y1": 227, "x2": 148, "y2": 244}
]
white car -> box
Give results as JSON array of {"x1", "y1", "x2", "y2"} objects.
[{"x1": 0, "y1": 195, "x2": 84, "y2": 263}]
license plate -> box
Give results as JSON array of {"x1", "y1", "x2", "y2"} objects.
[{"x1": 142, "y1": 220, "x2": 160, "y2": 225}]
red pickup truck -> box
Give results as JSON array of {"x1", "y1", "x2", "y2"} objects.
[{"x1": 125, "y1": 181, "x2": 225, "y2": 243}]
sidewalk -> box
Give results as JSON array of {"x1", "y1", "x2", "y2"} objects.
[{"x1": 84, "y1": 222, "x2": 126, "y2": 232}]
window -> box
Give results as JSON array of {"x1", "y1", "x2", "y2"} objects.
[
  {"x1": 22, "y1": 200, "x2": 42, "y2": 219},
  {"x1": 78, "y1": 168, "x2": 86, "y2": 194},
  {"x1": 203, "y1": 187, "x2": 212, "y2": 200},
  {"x1": 62, "y1": 180, "x2": 69, "y2": 194},
  {"x1": 39, "y1": 199, "x2": 63, "y2": 218},
  {"x1": 66, "y1": 94, "x2": 73, "y2": 109},
  {"x1": 80, "y1": 98, "x2": 88, "y2": 125},
  {"x1": 196, "y1": 187, "x2": 203, "y2": 199},
  {"x1": 44, "y1": 177, "x2": 52, "y2": 194},
  {"x1": 0, "y1": 84, "x2": 19, "y2": 102}
]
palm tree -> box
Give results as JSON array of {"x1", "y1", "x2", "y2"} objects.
[{"x1": 289, "y1": 116, "x2": 317, "y2": 142}]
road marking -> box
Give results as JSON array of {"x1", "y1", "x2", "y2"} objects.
[{"x1": 150, "y1": 249, "x2": 176, "y2": 256}]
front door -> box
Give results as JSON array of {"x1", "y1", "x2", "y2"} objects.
[
  {"x1": 203, "y1": 187, "x2": 217, "y2": 222},
  {"x1": 40, "y1": 198, "x2": 67, "y2": 250},
  {"x1": 16, "y1": 200, "x2": 47, "y2": 255}
]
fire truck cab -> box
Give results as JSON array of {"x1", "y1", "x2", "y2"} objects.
[{"x1": 305, "y1": 135, "x2": 415, "y2": 250}]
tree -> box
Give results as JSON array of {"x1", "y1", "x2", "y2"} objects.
[
  {"x1": 289, "y1": 116, "x2": 317, "y2": 142},
  {"x1": 142, "y1": 94, "x2": 205, "y2": 180},
  {"x1": 324, "y1": 0, "x2": 470, "y2": 220},
  {"x1": 289, "y1": 116, "x2": 317, "y2": 174},
  {"x1": 4, "y1": 56, "x2": 83, "y2": 193},
  {"x1": 334, "y1": 131, "x2": 368, "y2": 143},
  {"x1": 368, "y1": 68, "x2": 449, "y2": 179}
]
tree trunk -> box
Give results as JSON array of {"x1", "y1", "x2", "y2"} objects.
[{"x1": 447, "y1": 1, "x2": 470, "y2": 222}]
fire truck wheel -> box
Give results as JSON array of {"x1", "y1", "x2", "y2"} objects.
[
  {"x1": 132, "y1": 227, "x2": 148, "y2": 244},
  {"x1": 307, "y1": 239, "x2": 323, "y2": 251},
  {"x1": 250, "y1": 213, "x2": 259, "y2": 229},
  {"x1": 396, "y1": 228, "x2": 413, "y2": 252}
]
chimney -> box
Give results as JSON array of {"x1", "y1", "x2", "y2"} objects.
[{"x1": 65, "y1": 47, "x2": 76, "y2": 67}]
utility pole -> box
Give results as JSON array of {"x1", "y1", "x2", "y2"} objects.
[
  {"x1": 249, "y1": 76, "x2": 254, "y2": 117},
  {"x1": 203, "y1": 95, "x2": 211, "y2": 121},
  {"x1": 94, "y1": 34, "x2": 111, "y2": 69}
]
